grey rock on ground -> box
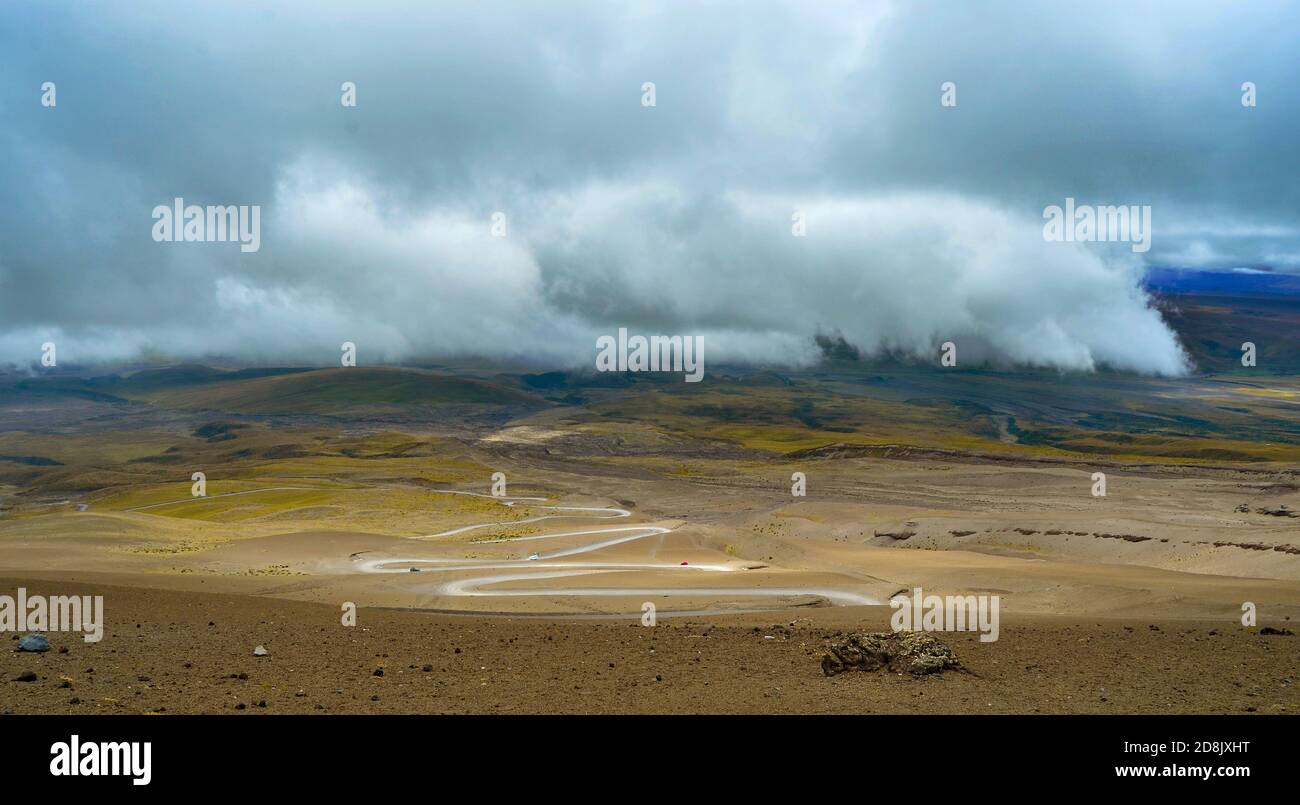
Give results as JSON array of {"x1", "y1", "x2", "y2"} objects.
[{"x1": 16, "y1": 635, "x2": 49, "y2": 653}]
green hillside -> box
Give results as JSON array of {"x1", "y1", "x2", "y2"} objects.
[{"x1": 127, "y1": 367, "x2": 549, "y2": 414}]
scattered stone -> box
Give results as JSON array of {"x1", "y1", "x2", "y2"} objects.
[
  {"x1": 1093, "y1": 532, "x2": 1151, "y2": 543},
  {"x1": 16, "y1": 634, "x2": 49, "y2": 653},
  {"x1": 1260, "y1": 626, "x2": 1294, "y2": 636},
  {"x1": 822, "y1": 631, "x2": 963, "y2": 677},
  {"x1": 874, "y1": 529, "x2": 916, "y2": 541},
  {"x1": 13, "y1": 671, "x2": 38, "y2": 683},
  {"x1": 1257, "y1": 505, "x2": 1296, "y2": 518},
  {"x1": 373, "y1": 668, "x2": 384, "y2": 677},
  {"x1": 253, "y1": 645, "x2": 268, "y2": 656},
  {"x1": 422, "y1": 664, "x2": 433, "y2": 672}
]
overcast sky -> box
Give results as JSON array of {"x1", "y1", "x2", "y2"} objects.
[{"x1": 2, "y1": 0, "x2": 1297, "y2": 374}]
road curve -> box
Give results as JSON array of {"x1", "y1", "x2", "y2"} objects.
[{"x1": 358, "y1": 490, "x2": 880, "y2": 609}]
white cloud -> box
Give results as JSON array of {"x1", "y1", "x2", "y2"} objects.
[{"x1": 1, "y1": 0, "x2": 1293, "y2": 373}]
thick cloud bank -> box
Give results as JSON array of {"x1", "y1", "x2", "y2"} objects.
[
  {"x1": 0, "y1": 174, "x2": 1191, "y2": 374},
  {"x1": 3, "y1": 1, "x2": 1295, "y2": 374}
]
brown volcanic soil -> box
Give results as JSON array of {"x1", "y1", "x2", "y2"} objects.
[{"x1": 1, "y1": 577, "x2": 1295, "y2": 715}]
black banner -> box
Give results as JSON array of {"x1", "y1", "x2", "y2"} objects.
[{"x1": 0, "y1": 714, "x2": 1285, "y2": 791}]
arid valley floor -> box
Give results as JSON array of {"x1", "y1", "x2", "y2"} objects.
[{"x1": 2, "y1": 332, "x2": 1298, "y2": 713}]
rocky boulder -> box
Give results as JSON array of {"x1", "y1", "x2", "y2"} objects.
[{"x1": 822, "y1": 631, "x2": 962, "y2": 677}]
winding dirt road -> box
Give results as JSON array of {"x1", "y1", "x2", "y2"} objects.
[
  {"x1": 124, "y1": 486, "x2": 879, "y2": 612},
  {"x1": 356, "y1": 490, "x2": 879, "y2": 609}
]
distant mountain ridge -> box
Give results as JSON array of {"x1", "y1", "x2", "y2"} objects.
[{"x1": 1144, "y1": 267, "x2": 1300, "y2": 296}]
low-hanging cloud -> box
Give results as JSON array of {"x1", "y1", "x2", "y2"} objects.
[
  {"x1": 2, "y1": 0, "x2": 1293, "y2": 375},
  {"x1": 533, "y1": 186, "x2": 1191, "y2": 374}
]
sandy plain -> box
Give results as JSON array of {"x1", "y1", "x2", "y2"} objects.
[{"x1": 1, "y1": 369, "x2": 1297, "y2": 713}]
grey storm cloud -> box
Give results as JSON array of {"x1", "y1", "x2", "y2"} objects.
[{"x1": 1, "y1": 0, "x2": 1298, "y2": 373}]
